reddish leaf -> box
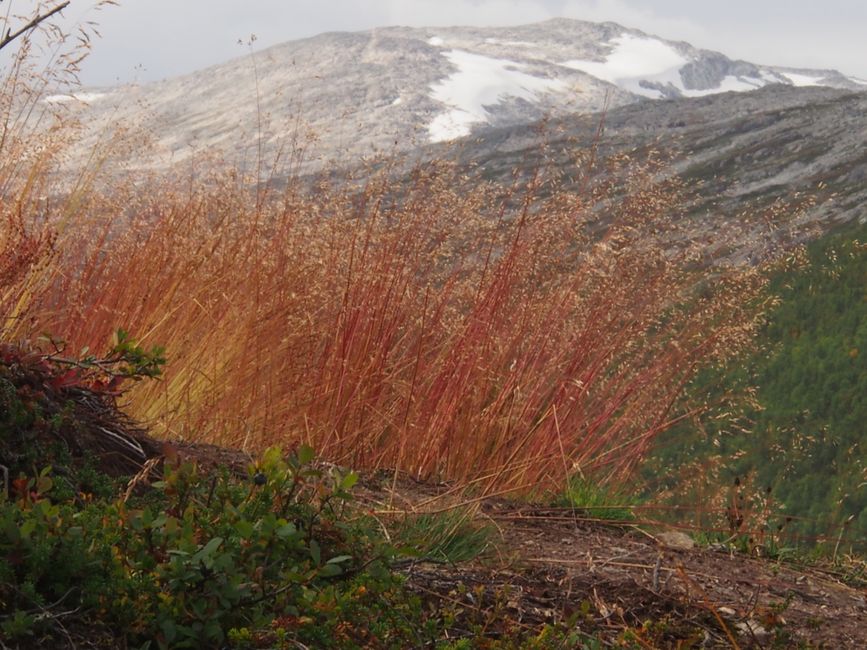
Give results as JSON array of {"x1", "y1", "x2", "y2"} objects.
[{"x1": 50, "y1": 368, "x2": 81, "y2": 390}]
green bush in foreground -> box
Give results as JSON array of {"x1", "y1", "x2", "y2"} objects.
[{"x1": 0, "y1": 447, "x2": 429, "y2": 648}]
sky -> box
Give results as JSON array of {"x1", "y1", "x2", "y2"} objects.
[{"x1": 22, "y1": 0, "x2": 867, "y2": 85}]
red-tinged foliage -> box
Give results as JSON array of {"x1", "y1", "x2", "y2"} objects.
[
  {"x1": 1, "y1": 151, "x2": 771, "y2": 493},
  {"x1": 0, "y1": 6, "x2": 772, "y2": 493}
]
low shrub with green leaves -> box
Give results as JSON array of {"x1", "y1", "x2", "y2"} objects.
[{"x1": 0, "y1": 446, "x2": 432, "y2": 648}]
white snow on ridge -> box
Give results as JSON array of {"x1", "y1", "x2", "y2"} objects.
[
  {"x1": 781, "y1": 72, "x2": 826, "y2": 87},
  {"x1": 44, "y1": 91, "x2": 106, "y2": 103},
  {"x1": 561, "y1": 33, "x2": 779, "y2": 99},
  {"x1": 759, "y1": 70, "x2": 787, "y2": 84},
  {"x1": 681, "y1": 75, "x2": 765, "y2": 97},
  {"x1": 428, "y1": 36, "x2": 445, "y2": 47},
  {"x1": 562, "y1": 34, "x2": 687, "y2": 98},
  {"x1": 428, "y1": 50, "x2": 567, "y2": 142},
  {"x1": 850, "y1": 76, "x2": 867, "y2": 86}
]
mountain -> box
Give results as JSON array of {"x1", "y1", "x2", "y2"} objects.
[
  {"x1": 45, "y1": 18, "x2": 865, "y2": 175},
  {"x1": 441, "y1": 84, "x2": 867, "y2": 259}
]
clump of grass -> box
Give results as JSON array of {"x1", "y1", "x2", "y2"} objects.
[
  {"x1": 390, "y1": 507, "x2": 494, "y2": 564},
  {"x1": 1, "y1": 4, "x2": 775, "y2": 499},
  {"x1": 557, "y1": 476, "x2": 641, "y2": 522}
]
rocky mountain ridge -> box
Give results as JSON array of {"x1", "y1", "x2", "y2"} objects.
[
  {"x1": 300, "y1": 83, "x2": 864, "y2": 264},
  {"x1": 45, "y1": 18, "x2": 865, "y2": 176}
]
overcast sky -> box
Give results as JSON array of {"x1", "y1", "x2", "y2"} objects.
[{"x1": 40, "y1": 0, "x2": 867, "y2": 84}]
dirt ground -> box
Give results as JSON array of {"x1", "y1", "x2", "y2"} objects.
[
  {"x1": 354, "y1": 472, "x2": 867, "y2": 649},
  {"x1": 174, "y1": 443, "x2": 867, "y2": 648}
]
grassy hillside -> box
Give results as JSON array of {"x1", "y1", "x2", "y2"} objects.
[
  {"x1": 4, "y1": 6, "x2": 867, "y2": 647},
  {"x1": 647, "y1": 220, "x2": 867, "y2": 552}
]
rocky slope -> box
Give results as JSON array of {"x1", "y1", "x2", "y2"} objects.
[
  {"x1": 436, "y1": 84, "x2": 867, "y2": 258},
  {"x1": 45, "y1": 18, "x2": 865, "y2": 176}
]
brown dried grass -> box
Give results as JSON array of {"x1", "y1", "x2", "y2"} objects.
[{"x1": 1, "y1": 5, "x2": 772, "y2": 494}]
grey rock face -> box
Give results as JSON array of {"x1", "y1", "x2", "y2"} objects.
[
  {"x1": 679, "y1": 53, "x2": 762, "y2": 91},
  {"x1": 440, "y1": 85, "x2": 867, "y2": 258},
  {"x1": 44, "y1": 18, "x2": 865, "y2": 178}
]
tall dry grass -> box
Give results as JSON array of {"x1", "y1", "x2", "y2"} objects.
[
  {"x1": 3, "y1": 153, "x2": 769, "y2": 492},
  {"x1": 1, "y1": 5, "x2": 770, "y2": 493}
]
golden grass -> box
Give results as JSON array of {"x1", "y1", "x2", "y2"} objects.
[
  {"x1": 2, "y1": 150, "x2": 770, "y2": 491},
  {"x1": 1, "y1": 5, "x2": 771, "y2": 494}
]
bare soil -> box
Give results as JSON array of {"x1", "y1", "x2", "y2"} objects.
[
  {"x1": 351, "y1": 471, "x2": 867, "y2": 649},
  {"x1": 169, "y1": 442, "x2": 867, "y2": 648}
]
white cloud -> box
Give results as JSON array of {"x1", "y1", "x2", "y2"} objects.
[{"x1": 381, "y1": 0, "x2": 551, "y2": 27}]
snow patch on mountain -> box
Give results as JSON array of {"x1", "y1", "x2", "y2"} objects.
[
  {"x1": 44, "y1": 91, "x2": 106, "y2": 103},
  {"x1": 782, "y1": 72, "x2": 826, "y2": 87},
  {"x1": 428, "y1": 50, "x2": 568, "y2": 142},
  {"x1": 562, "y1": 34, "x2": 687, "y2": 98},
  {"x1": 558, "y1": 32, "x2": 840, "y2": 99},
  {"x1": 686, "y1": 76, "x2": 765, "y2": 96}
]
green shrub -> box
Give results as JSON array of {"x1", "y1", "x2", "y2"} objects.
[{"x1": 0, "y1": 446, "x2": 426, "y2": 648}]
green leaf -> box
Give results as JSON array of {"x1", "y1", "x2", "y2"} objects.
[
  {"x1": 19, "y1": 519, "x2": 36, "y2": 540},
  {"x1": 326, "y1": 554, "x2": 352, "y2": 565},
  {"x1": 276, "y1": 522, "x2": 297, "y2": 539},
  {"x1": 318, "y1": 563, "x2": 343, "y2": 577},
  {"x1": 160, "y1": 618, "x2": 177, "y2": 643},
  {"x1": 163, "y1": 517, "x2": 179, "y2": 536},
  {"x1": 297, "y1": 444, "x2": 315, "y2": 465},
  {"x1": 192, "y1": 536, "x2": 224, "y2": 563},
  {"x1": 203, "y1": 619, "x2": 223, "y2": 641},
  {"x1": 309, "y1": 539, "x2": 321, "y2": 565},
  {"x1": 235, "y1": 520, "x2": 254, "y2": 538},
  {"x1": 35, "y1": 475, "x2": 52, "y2": 494},
  {"x1": 2, "y1": 521, "x2": 20, "y2": 544},
  {"x1": 262, "y1": 446, "x2": 282, "y2": 465},
  {"x1": 340, "y1": 472, "x2": 359, "y2": 491}
]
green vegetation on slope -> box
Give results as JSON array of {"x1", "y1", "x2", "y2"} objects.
[{"x1": 648, "y1": 220, "x2": 867, "y2": 551}]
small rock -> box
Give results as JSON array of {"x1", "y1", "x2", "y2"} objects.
[
  {"x1": 657, "y1": 531, "x2": 695, "y2": 550},
  {"x1": 718, "y1": 607, "x2": 737, "y2": 617},
  {"x1": 736, "y1": 620, "x2": 768, "y2": 638}
]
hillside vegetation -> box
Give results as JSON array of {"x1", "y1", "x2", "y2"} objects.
[
  {"x1": 1, "y1": 14, "x2": 771, "y2": 494},
  {"x1": 3, "y1": 4, "x2": 867, "y2": 648},
  {"x1": 647, "y1": 221, "x2": 867, "y2": 552}
]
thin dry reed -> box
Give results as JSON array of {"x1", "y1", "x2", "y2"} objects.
[
  {"x1": 1, "y1": 4, "x2": 770, "y2": 494},
  {"x1": 3, "y1": 149, "x2": 768, "y2": 492}
]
